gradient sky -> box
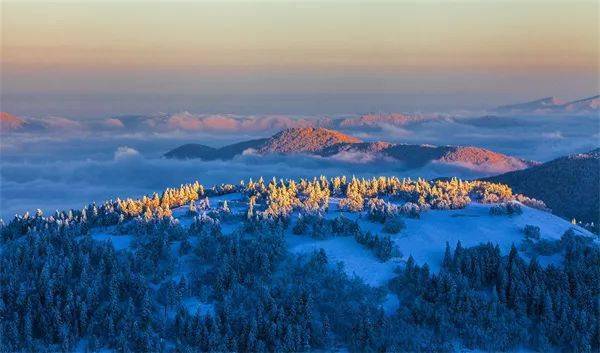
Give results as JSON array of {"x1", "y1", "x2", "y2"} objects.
[{"x1": 1, "y1": 0, "x2": 599, "y2": 117}]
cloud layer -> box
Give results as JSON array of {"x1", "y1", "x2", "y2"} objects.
[
  {"x1": 0, "y1": 150, "x2": 468, "y2": 219},
  {"x1": 1, "y1": 111, "x2": 598, "y2": 219}
]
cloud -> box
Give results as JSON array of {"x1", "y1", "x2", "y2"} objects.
[
  {"x1": 542, "y1": 131, "x2": 564, "y2": 140},
  {"x1": 40, "y1": 116, "x2": 83, "y2": 130},
  {"x1": 166, "y1": 112, "x2": 224, "y2": 131},
  {"x1": 104, "y1": 118, "x2": 125, "y2": 128},
  {"x1": 1, "y1": 111, "x2": 598, "y2": 219},
  {"x1": 0, "y1": 149, "x2": 483, "y2": 219},
  {"x1": 114, "y1": 146, "x2": 141, "y2": 161},
  {"x1": 241, "y1": 148, "x2": 259, "y2": 156},
  {"x1": 327, "y1": 151, "x2": 385, "y2": 164},
  {"x1": 377, "y1": 123, "x2": 413, "y2": 138},
  {"x1": 165, "y1": 112, "x2": 314, "y2": 133}
]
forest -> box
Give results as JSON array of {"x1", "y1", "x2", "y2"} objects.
[{"x1": 0, "y1": 176, "x2": 597, "y2": 352}]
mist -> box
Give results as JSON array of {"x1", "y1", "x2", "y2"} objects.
[{"x1": 1, "y1": 111, "x2": 598, "y2": 219}]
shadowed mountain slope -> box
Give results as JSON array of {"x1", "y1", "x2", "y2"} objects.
[
  {"x1": 164, "y1": 144, "x2": 217, "y2": 160},
  {"x1": 486, "y1": 149, "x2": 600, "y2": 227},
  {"x1": 163, "y1": 139, "x2": 267, "y2": 160}
]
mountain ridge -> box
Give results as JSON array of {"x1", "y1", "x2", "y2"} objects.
[
  {"x1": 165, "y1": 127, "x2": 534, "y2": 174},
  {"x1": 494, "y1": 95, "x2": 600, "y2": 114}
]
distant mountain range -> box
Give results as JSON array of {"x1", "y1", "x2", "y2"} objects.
[
  {"x1": 2, "y1": 94, "x2": 597, "y2": 134},
  {"x1": 0, "y1": 112, "x2": 26, "y2": 131},
  {"x1": 164, "y1": 139, "x2": 268, "y2": 160},
  {"x1": 165, "y1": 127, "x2": 535, "y2": 173},
  {"x1": 486, "y1": 148, "x2": 600, "y2": 228},
  {"x1": 494, "y1": 95, "x2": 599, "y2": 114}
]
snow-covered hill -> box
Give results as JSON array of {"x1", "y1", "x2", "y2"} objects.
[
  {"x1": 258, "y1": 195, "x2": 576, "y2": 271},
  {"x1": 2, "y1": 176, "x2": 597, "y2": 353},
  {"x1": 81, "y1": 188, "x2": 595, "y2": 333},
  {"x1": 91, "y1": 190, "x2": 592, "y2": 291}
]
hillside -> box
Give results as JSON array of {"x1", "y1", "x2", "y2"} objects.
[
  {"x1": 163, "y1": 139, "x2": 267, "y2": 160},
  {"x1": 165, "y1": 128, "x2": 533, "y2": 174},
  {"x1": 258, "y1": 127, "x2": 361, "y2": 153},
  {"x1": 1, "y1": 175, "x2": 596, "y2": 353},
  {"x1": 486, "y1": 149, "x2": 600, "y2": 229},
  {"x1": 319, "y1": 142, "x2": 533, "y2": 171},
  {"x1": 163, "y1": 144, "x2": 217, "y2": 160},
  {"x1": 439, "y1": 146, "x2": 535, "y2": 172},
  {"x1": 317, "y1": 141, "x2": 394, "y2": 157},
  {"x1": 216, "y1": 138, "x2": 268, "y2": 158}
]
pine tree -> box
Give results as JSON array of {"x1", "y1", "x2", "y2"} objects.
[
  {"x1": 442, "y1": 241, "x2": 453, "y2": 270},
  {"x1": 141, "y1": 290, "x2": 152, "y2": 330}
]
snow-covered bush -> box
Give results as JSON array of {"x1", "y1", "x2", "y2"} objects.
[
  {"x1": 187, "y1": 200, "x2": 198, "y2": 216},
  {"x1": 367, "y1": 198, "x2": 398, "y2": 223},
  {"x1": 198, "y1": 197, "x2": 211, "y2": 211},
  {"x1": 207, "y1": 183, "x2": 238, "y2": 196},
  {"x1": 523, "y1": 224, "x2": 541, "y2": 240},
  {"x1": 187, "y1": 197, "x2": 212, "y2": 216},
  {"x1": 294, "y1": 214, "x2": 359, "y2": 239},
  {"x1": 489, "y1": 202, "x2": 523, "y2": 216},
  {"x1": 383, "y1": 216, "x2": 405, "y2": 234},
  {"x1": 293, "y1": 213, "x2": 332, "y2": 239},
  {"x1": 331, "y1": 215, "x2": 360, "y2": 236},
  {"x1": 189, "y1": 213, "x2": 221, "y2": 237},
  {"x1": 354, "y1": 230, "x2": 397, "y2": 261},
  {"x1": 292, "y1": 213, "x2": 315, "y2": 235},
  {"x1": 515, "y1": 194, "x2": 550, "y2": 212},
  {"x1": 398, "y1": 202, "x2": 422, "y2": 218},
  {"x1": 179, "y1": 233, "x2": 192, "y2": 255}
]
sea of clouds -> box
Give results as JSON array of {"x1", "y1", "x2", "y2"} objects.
[{"x1": 1, "y1": 112, "x2": 598, "y2": 219}]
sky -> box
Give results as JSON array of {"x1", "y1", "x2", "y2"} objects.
[{"x1": 1, "y1": 0, "x2": 598, "y2": 117}]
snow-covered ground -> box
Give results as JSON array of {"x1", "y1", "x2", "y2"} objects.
[
  {"x1": 90, "y1": 229, "x2": 133, "y2": 250},
  {"x1": 52, "y1": 189, "x2": 596, "y2": 353},
  {"x1": 287, "y1": 200, "x2": 592, "y2": 286},
  {"x1": 88, "y1": 193, "x2": 593, "y2": 318},
  {"x1": 390, "y1": 203, "x2": 590, "y2": 272},
  {"x1": 287, "y1": 233, "x2": 401, "y2": 287}
]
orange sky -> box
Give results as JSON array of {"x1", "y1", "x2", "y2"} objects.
[
  {"x1": 1, "y1": 0, "x2": 598, "y2": 111},
  {"x1": 3, "y1": 1, "x2": 597, "y2": 72}
]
